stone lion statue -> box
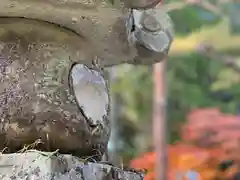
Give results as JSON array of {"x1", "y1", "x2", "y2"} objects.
[{"x1": 0, "y1": 0, "x2": 173, "y2": 160}]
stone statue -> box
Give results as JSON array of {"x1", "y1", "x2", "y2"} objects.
[{"x1": 0, "y1": 0, "x2": 173, "y2": 160}]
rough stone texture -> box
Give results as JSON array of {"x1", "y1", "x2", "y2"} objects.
[
  {"x1": 0, "y1": 19, "x2": 110, "y2": 159},
  {"x1": 0, "y1": 0, "x2": 173, "y2": 67},
  {"x1": 0, "y1": 0, "x2": 173, "y2": 161},
  {"x1": 0, "y1": 151, "x2": 144, "y2": 180}
]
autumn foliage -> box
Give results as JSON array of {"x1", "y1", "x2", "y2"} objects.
[{"x1": 130, "y1": 108, "x2": 240, "y2": 180}]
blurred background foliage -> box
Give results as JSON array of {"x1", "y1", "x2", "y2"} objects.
[
  {"x1": 130, "y1": 108, "x2": 240, "y2": 180},
  {"x1": 108, "y1": 0, "x2": 240, "y2": 170}
]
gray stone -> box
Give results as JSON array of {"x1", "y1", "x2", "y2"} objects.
[
  {"x1": 0, "y1": 151, "x2": 144, "y2": 180},
  {"x1": 0, "y1": 0, "x2": 174, "y2": 67}
]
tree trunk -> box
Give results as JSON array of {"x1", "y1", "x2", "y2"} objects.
[
  {"x1": 153, "y1": 61, "x2": 168, "y2": 180},
  {"x1": 0, "y1": 151, "x2": 144, "y2": 180}
]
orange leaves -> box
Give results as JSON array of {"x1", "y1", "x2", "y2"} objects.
[
  {"x1": 130, "y1": 152, "x2": 156, "y2": 170},
  {"x1": 168, "y1": 145, "x2": 224, "y2": 180},
  {"x1": 144, "y1": 171, "x2": 156, "y2": 180},
  {"x1": 130, "y1": 108, "x2": 240, "y2": 180},
  {"x1": 130, "y1": 145, "x2": 233, "y2": 180}
]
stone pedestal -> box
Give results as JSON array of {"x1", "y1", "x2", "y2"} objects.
[{"x1": 0, "y1": 151, "x2": 144, "y2": 180}]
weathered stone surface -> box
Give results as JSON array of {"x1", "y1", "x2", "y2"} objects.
[
  {"x1": 0, "y1": 19, "x2": 110, "y2": 159},
  {"x1": 0, "y1": 151, "x2": 144, "y2": 180},
  {"x1": 0, "y1": 0, "x2": 173, "y2": 67},
  {"x1": 0, "y1": 0, "x2": 174, "y2": 160}
]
